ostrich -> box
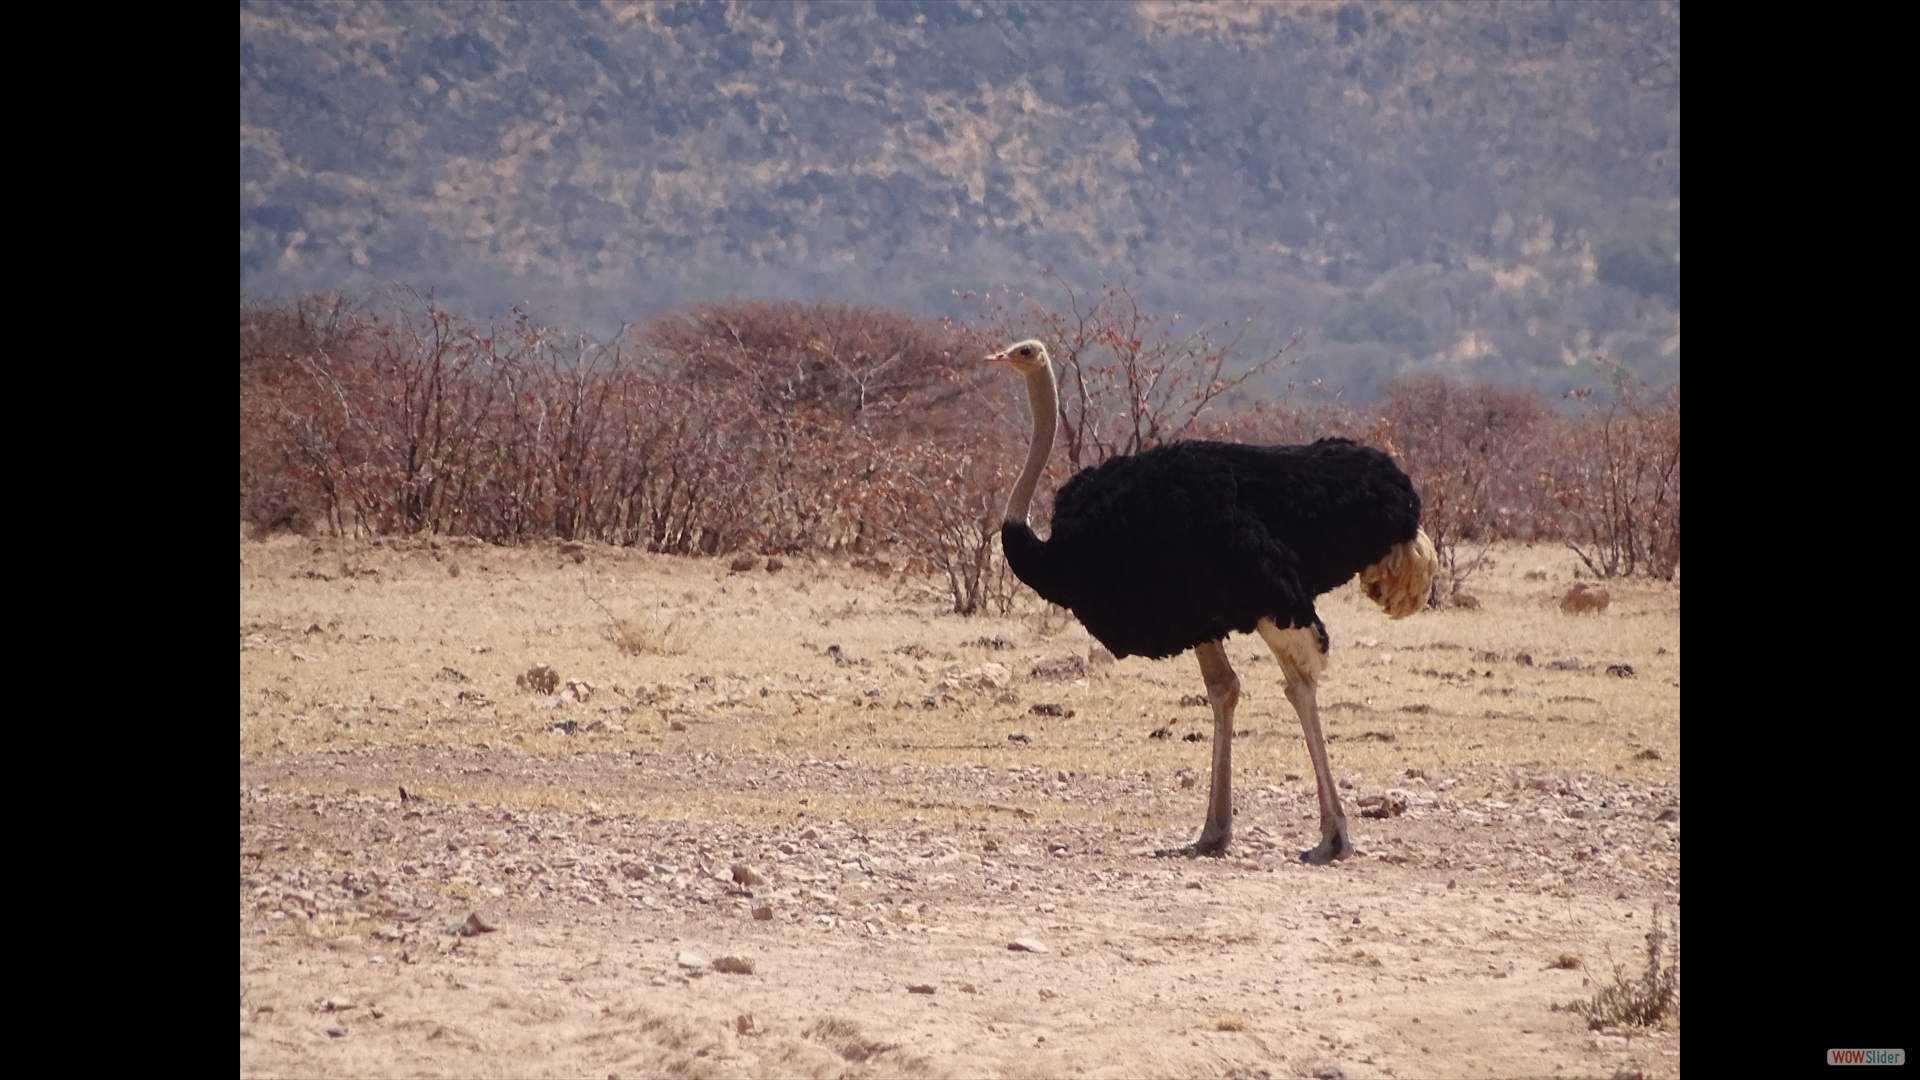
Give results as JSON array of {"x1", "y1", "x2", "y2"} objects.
[{"x1": 988, "y1": 339, "x2": 1436, "y2": 863}]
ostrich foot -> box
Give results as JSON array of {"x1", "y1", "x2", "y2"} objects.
[
  {"x1": 1299, "y1": 827, "x2": 1355, "y2": 865},
  {"x1": 1188, "y1": 830, "x2": 1231, "y2": 857},
  {"x1": 1151, "y1": 839, "x2": 1230, "y2": 859}
]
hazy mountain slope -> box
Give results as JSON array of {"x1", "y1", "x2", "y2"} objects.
[{"x1": 240, "y1": 1, "x2": 1678, "y2": 400}]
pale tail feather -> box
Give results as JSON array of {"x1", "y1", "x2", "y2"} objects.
[{"x1": 1359, "y1": 528, "x2": 1438, "y2": 619}]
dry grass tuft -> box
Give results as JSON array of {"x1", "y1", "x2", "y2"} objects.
[
  {"x1": 609, "y1": 613, "x2": 695, "y2": 656},
  {"x1": 1574, "y1": 906, "x2": 1677, "y2": 1029},
  {"x1": 1548, "y1": 953, "x2": 1582, "y2": 969},
  {"x1": 802, "y1": 1017, "x2": 929, "y2": 1071},
  {"x1": 1212, "y1": 1012, "x2": 1249, "y2": 1031}
]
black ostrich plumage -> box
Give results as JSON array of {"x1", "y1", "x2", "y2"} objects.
[{"x1": 1000, "y1": 438, "x2": 1422, "y2": 661}]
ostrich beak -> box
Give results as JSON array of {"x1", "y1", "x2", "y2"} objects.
[{"x1": 985, "y1": 349, "x2": 1010, "y2": 365}]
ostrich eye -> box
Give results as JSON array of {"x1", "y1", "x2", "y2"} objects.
[{"x1": 1019, "y1": 346, "x2": 1032, "y2": 356}]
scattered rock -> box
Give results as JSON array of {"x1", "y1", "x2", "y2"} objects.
[
  {"x1": 731, "y1": 864, "x2": 765, "y2": 886},
  {"x1": 1561, "y1": 583, "x2": 1610, "y2": 614},
  {"x1": 1606, "y1": 663, "x2": 1636, "y2": 678},
  {"x1": 448, "y1": 912, "x2": 496, "y2": 937},
  {"x1": 517, "y1": 664, "x2": 560, "y2": 695},
  {"x1": 1182, "y1": 731, "x2": 1207, "y2": 743},
  {"x1": 1448, "y1": 590, "x2": 1481, "y2": 609},
  {"x1": 1008, "y1": 937, "x2": 1049, "y2": 953},
  {"x1": 546, "y1": 719, "x2": 577, "y2": 735},
  {"x1": 1634, "y1": 748, "x2": 1661, "y2": 760},
  {"x1": 906, "y1": 984, "x2": 935, "y2": 994},
  {"x1": 669, "y1": 720, "x2": 689, "y2": 732},
  {"x1": 1149, "y1": 720, "x2": 1176, "y2": 740},
  {"x1": 765, "y1": 557, "x2": 784, "y2": 573},
  {"x1": 752, "y1": 904, "x2": 774, "y2": 921},
  {"x1": 965, "y1": 635, "x2": 1017, "y2": 651},
  {"x1": 1030, "y1": 655, "x2": 1087, "y2": 681},
  {"x1": 729, "y1": 553, "x2": 759, "y2": 572},
  {"x1": 456, "y1": 689, "x2": 493, "y2": 707},
  {"x1": 1514, "y1": 651, "x2": 1534, "y2": 666},
  {"x1": 1029, "y1": 703, "x2": 1066, "y2": 717},
  {"x1": 1178, "y1": 694, "x2": 1209, "y2": 707},
  {"x1": 1008, "y1": 732, "x2": 1031, "y2": 744},
  {"x1": 434, "y1": 667, "x2": 469, "y2": 683},
  {"x1": 564, "y1": 678, "x2": 595, "y2": 703},
  {"x1": 1358, "y1": 792, "x2": 1408, "y2": 819},
  {"x1": 712, "y1": 956, "x2": 754, "y2": 975},
  {"x1": 677, "y1": 950, "x2": 708, "y2": 969}
]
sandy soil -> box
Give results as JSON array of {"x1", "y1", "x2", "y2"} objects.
[{"x1": 240, "y1": 533, "x2": 1680, "y2": 1078}]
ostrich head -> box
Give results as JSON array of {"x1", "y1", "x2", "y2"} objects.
[{"x1": 986, "y1": 339, "x2": 1051, "y2": 375}]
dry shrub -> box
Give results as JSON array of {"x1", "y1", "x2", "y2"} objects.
[
  {"x1": 1379, "y1": 376, "x2": 1550, "y2": 597},
  {"x1": 1537, "y1": 368, "x2": 1680, "y2": 580},
  {"x1": 242, "y1": 291, "x2": 1678, "y2": 617}
]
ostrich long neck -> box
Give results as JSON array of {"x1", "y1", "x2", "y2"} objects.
[{"x1": 1005, "y1": 361, "x2": 1059, "y2": 525}]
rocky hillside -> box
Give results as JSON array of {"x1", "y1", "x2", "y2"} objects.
[{"x1": 240, "y1": 1, "x2": 1679, "y2": 400}]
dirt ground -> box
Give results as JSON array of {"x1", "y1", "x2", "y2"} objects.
[{"x1": 239, "y1": 532, "x2": 1680, "y2": 1079}]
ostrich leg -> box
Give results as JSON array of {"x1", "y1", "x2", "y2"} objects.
[
  {"x1": 1256, "y1": 619, "x2": 1353, "y2": 864},
  {"x1": 1191, "y1": 640, "x2": 1240, "y2": 855}
]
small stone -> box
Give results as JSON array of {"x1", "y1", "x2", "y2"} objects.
[
  {"x1": 712, "y1": 956, "x2": 754, "y2": 975},
  {"x1": 906, "y1": 984, "x2": 935, "y2": 994},
  {"x1": 677, "y1": 950, "x2": 708, "y2": 969},
  {"x1": 752, "y1": 904, "x2": 773, "y2": 921},
  {"x1": 731, "y1": 864, "x2": 765, "y2": 886},
  {"x1": 1008, "y1": 937, "x2": 1049, "y2": 953},
  {"x1": 447, "y1": 912, "x2": 495, "y2": 937}
]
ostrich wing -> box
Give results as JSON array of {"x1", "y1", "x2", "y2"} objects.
[{"x1": 1021, "y1": 439, "x2": 1421, "y2": 661}]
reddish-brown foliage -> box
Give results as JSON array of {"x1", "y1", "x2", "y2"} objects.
[{"x1": 240, "y1": 291, "x2": 1678, "y2": 620}]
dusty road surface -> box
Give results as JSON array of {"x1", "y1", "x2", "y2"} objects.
[{"x1": 240, "y1": 534, "x2": 1680, "y2": 1078}]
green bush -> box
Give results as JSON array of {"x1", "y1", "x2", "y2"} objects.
[
  {"x1": 1595, "y1": 233, "x2": 1679, "y2": 306},
  {"x1": 1325, "y1": 295, "x2": 1431, "y2": 353}
]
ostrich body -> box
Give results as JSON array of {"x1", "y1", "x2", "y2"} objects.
[{"x1": 988, "y1": 340, "x2": 1436, "y2": 862}]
